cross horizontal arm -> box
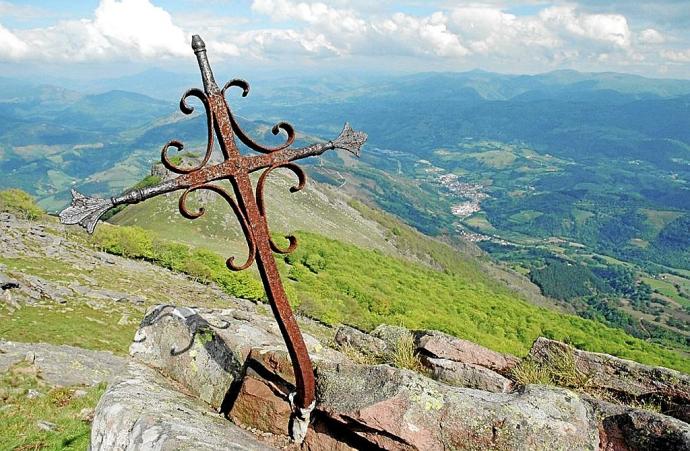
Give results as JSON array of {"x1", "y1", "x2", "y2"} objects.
[{"x1": 245, "y1": 122, "x2": 367, "y2": 174}]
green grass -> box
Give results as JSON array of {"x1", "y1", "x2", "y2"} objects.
[
  {"x1": 391, "y1": 331, "x2": 424, "y2": 373},
  {"x1": 509, "y1": 210, "x2": 543, "y2": 223},
  {"x1": 642, "y1": 276, "x2": 690, "y2": 308},
  {"x1": 512, "y1": 346, "x2": 591, "y2": 390},
  {"x1": 284, "y1": 231, "x2": 690, "y2": 372},
  {"x1": 0, "y1": 189, "x2": 43, "y2": 220},
  {"x1": 109, "y1": 172, "x2": 395, "y2": 257},
  {"x1": 348, "y1": 200, "x2": 482, "y2": 277},
  {"x1": 641, "y1": 208, "x2": 683, "y2": 234},
  {"x1": 89, "y1": 224, "x2": 266, "y2": 302},
  {"x1": 573, "y1": 209, "x2": 595, "y2": 226},
  {"x1": 1, "y1": 303, "x2": 136, "y2": 355},
  {"x1": 465, "y1": 150, "x2": 517, "y2": 169},
  {"x1": 85, "y1": 214, "x2": 690, "y2": 373},
  {"x1": 0, "y1": 362, "x2": 105, "y2": 450},
  {"x1": 464, "y1": 212, "x2": 498, "y2": 233}
]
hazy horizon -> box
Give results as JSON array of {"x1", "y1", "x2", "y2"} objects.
[{"x1": 2, "y1": 0, "x2": 690, "y2": 81}]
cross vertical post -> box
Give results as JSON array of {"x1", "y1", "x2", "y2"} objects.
[
  {"x1": 59, "y1": 35, "x2": 367, "y2": 443},
  {"x1": 191, "y1": 34, "x2": 316, "y2": 416}
]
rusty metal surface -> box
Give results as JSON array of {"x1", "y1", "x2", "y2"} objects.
[{"x1": 59, "y1": 34, "x2": 367, "y2": 438}]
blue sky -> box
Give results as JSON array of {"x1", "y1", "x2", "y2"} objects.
[{"x1": 2, "y1": 0, "x2": 690, "y2": 79}]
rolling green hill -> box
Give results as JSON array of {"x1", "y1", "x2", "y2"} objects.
[
  {"x1": 2, "y1": 70, "x2": 689, "y2": 362},
  {"x1": 80, "y1": 191, "x2": 689, "y2": 372},
  {"x1": 109, "y1": 169, "x2": 398, "y2": 258}
]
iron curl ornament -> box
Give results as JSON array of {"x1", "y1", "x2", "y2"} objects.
[{"x1": 59, "y1": 35, "x2": 367, "y2": 443}]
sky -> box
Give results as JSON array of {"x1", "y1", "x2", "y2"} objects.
[{"x1": 2, "y1": 0, "x2": 690, "y2": 80}]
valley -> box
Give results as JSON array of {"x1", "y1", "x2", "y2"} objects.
[{"x1": 1, "y1": 69, "x2": 689, "y2": 362}]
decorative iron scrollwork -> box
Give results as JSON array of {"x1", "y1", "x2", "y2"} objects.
[
  {"x1": 161, "y1": 88, "x2": 215, "y2": 174},
  {"x1": 178, "y1": 183, "x2": 256, "y2": 271},
  {"x1": 222, "y1": 78, "x2": 295, "y2": 153},
  {"x1": 256, "y1": 163, "x2": 305, "y2": 254}
]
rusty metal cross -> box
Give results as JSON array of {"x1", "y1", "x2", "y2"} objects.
[{"x1": 59, "y1": 35, "x2": 366, "y2": 441}]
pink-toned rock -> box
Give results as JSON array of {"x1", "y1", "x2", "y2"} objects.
[
  {"x1": 301, "y1": 418, "x2": 359, "y2": 451},
  {"x1": 529, "y1": 337, "x2": 690, "y2": 423},
  {"x1": 415, "y1": 330, "x2": 520, "y2": 375},
  {"x1": 423, "y1": 356, "x2": 514, "y2": 393},
  {"x1": 228, "y1": 370, "x2": 292, "y2": 436},
  {"x1": 248, "y1": 348, "x2": 297, "y2": 386},
  {"x1": 315, "y1": 362, "x2": 599, "y2": 450},
  {"x1": 229, "y1": 348, "x2": 351, "y2": 438},
  {"x1": 586, "y1": 396, "x2": 690, "y2": 451}
]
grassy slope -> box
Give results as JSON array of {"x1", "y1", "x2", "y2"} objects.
[
  {"x1": 1, "y1": 362, "x2": 105, "y2": 450},
  {"x1": 110, "y1": 172, "x2": 398, "y2": 260},
  {"x1": 282, "y1": 231, "x2": 689, "y2": 371},
  {"x1": 104, "y1": 183, "x2": 689, "y2": 371}
]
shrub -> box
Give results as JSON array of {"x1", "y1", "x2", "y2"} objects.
[
  {"x1": 90, "y1": 225, "x2": 265, "y2": 301},
  {"x1": 392, "y1": 332, "x2": 424, "y2": 373},
  {"x1": 152, "y1": 239, "x2": 190, "y2": 271},
  {"x1": 183, "y1": 259, "x2": 213, "y2": 284},
  {"x1": 214, "y1": 271, "x2": 264, "y2": 301},
  {"x1": 283, "y1": 282, "x2": 301, "y2": 308},
  {"x1": 287, "y1": 263, "x2": 309, "y2": 281},
  {"x1": 0, "y1": 189, "x2": 43, "y2": 220},
  {"x1": 189, "y1": 248, "x2": 225, "y2": 271},
  {"x1": 303, "y1": 253, "x2": 326, "y2": 273},
  {"x1": 93, "y1": 225, "x2": 154, "y2": 259},
  {"x1": 511, "y1": 346, "x2": 591, "y2": 390}
]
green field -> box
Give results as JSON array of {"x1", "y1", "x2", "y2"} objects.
[{"x1": 86, "y1": 214, "x2": 690, "y2": 372}]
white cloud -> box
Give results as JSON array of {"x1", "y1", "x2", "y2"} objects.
[
  {"x1": 374, "y1": 12, "x2": 469, "y2": 58},
  {"x1": 3, "y1": 0, "x2": 187, "y2": 62},
  {"x1": 0, "y1": 0, "x2": 688, "y2": 77},
  {"x1": 92, "y1": 0, "x2": 187, "y2": 58},
  {"x1": 662, "y1": 48, "x2": 690, "y2": 62},
  {"x1": 638, "y1": 28, "x2": 665, "y2": 44},
  {"x1": 234, "y1": 28, "x2": 340, "y2": 58},
  {"x1": 250, "y1": 0, "x2": 467, "y2": 58},
  {"x1": 0, "y1": 23, "x2": 28, "y2": 59},
  {"x1": 448, "y1": 7, "x2": 556, "y2": 56},
  {"x1": 539, "y1": 6, "x2": 631, "y2": 49},
  {"x1": 252, "y1": 0, "x2": 366, "y2": 35},
  {"x1": 249, "y1": 0, "x2": 366, "y2": 57}
]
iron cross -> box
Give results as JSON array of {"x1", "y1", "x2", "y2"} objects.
[{"x1": 59, "y1": 35, "x2": 367, "y2": 441}]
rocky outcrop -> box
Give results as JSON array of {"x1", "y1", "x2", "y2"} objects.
[
  {"x1": 84, "y1": 306, "x2": 690, "y2": 450},
  {"x1": 228, "y1": 368, "x2": 293, "y2": 436},
  {"x1": 90, "y1": 361, "x2": 271, "y2": 450},
  {"x1": 0, "y1": 340, "x2": 126, "y2": 386},
  {"x1": 129, "y1": 304, "x2": 345, "y2": 411},
  {"x1": 422, "y1": 356, "x2": 513, "y2": 393},
  {"x1": 587, "y1": 396, "x2": 690, "y2": 450},
  {"x1": 1, "y1": 271, "x2": 21, "y2": 309},
  {"x1": 415, "y1": 329, "x2": 520, "y2": 375},
  {"x1": 129, "y1": 305, "x2": 243, "y2": 410},
  {"x1": 335, "y1": 325, "x2": 390, "y2": 359},
  {"x1": 316, "y1": 361, "x2": 598, "y2": 450},
  {"x1": 370, "y1": 324, "x2": 411, "y2": 350},
  {"x1": 0, "y1": 272, "x2": 19, "y2": 290},
  {"x1": 529, "y1": 337, "x2": 690, "y2": 423},
  {"x1": 335, "y1": 324, "x2": 518, "y2": 392}
]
